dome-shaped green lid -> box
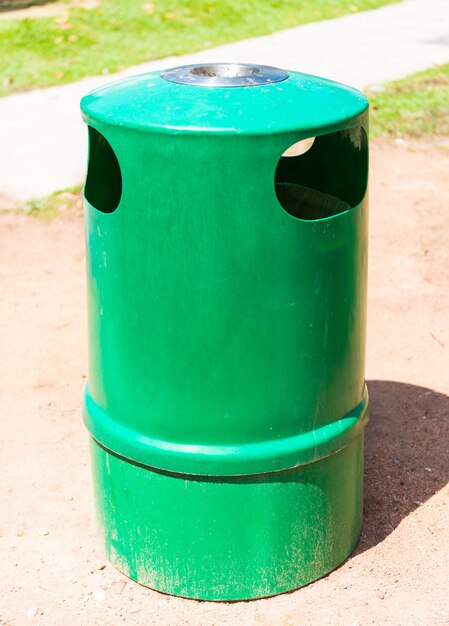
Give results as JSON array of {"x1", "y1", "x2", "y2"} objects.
[{"x1": 81, "y1": 63, "x2": 368, "y2": 136}]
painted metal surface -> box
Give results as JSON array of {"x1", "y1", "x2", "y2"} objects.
[
  {"x1": 81, "y1": 67, "x2": 367, "y2": 135},
  {"x1": 81, "y1": 64, "x2": 369, "y2": 600},
  {"x1": 91, "y1": 436, "x2": 364, "y2": 601}
]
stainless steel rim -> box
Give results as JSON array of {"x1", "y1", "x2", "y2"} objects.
[{"x1": 160, "y1": 63, "x2": 289, "y2": 87}]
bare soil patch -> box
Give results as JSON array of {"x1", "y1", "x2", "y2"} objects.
[{"x1": 0, "y1": 137, "x2": 448, "y2": 626}]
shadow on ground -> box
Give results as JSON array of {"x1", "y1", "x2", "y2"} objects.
[{"x1": 358, "y1": 380, "x2": 449, "y2": 553}]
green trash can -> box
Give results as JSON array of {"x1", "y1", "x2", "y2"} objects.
[{"x1": 81, "y1": 63, "x2": 369, "y2": 601}]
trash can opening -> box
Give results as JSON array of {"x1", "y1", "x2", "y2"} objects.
[
  {"x1": 84, "y1": 126, "x2": 122, "y2": 214},
  {"x1": 281, "y1": 137, "x2": 315, "y2": 157},
  {"x1": 274, "y1": 126, "x2": 368, "y2": 221}
]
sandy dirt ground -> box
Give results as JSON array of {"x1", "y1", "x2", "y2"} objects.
[{"x1": 1, "y1": 137, "x2": 448, "y2": 626}]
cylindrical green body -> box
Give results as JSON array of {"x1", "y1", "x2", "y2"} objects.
[{"x1": 81, "y1": 65, "x2": 369, "y2": 600}]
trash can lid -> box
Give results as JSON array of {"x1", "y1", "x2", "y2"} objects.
[{"x1": 81, "y1": 63, "x2": 368, "y2": 136}]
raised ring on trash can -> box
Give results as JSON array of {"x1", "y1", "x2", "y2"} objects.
[{"x1": 161, "y1": 63, "x2": 289, "y2": 87}]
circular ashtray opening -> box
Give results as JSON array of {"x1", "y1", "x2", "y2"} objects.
[
  {"x1": 161, "y1": 63, "x2": 289, "y2": 87},
  {"x1": 189, "y1": 64, "x2": 260, "y2": 79}
]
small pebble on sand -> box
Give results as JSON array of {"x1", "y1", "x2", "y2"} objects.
[
  {"x1": 111, "y1": 581, "x2": 127, "y2": 595},
  {"x1": 26, "y1": 606, "x2": 39, "y2": 619},
  {"x1": 93, "y1": 588, "x2": 106, "y2": 602}
]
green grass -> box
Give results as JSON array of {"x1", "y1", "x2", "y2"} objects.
[
  {"x1": 0, "y1": 0, "x2": 400, "y2": 96},
  {"x1": 0, "y1": 0, "x2": 56, "y2": 10},
  {"x1": 15, "y1": 184, "x2": 83, "y2": 218},
  {"x1": 368, "y1": 63, "x2": 449, "y2": 137}
]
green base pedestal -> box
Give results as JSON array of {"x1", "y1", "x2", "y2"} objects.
[{"x1": 90, "y1": 435, "x2": 363, "y2": 601}]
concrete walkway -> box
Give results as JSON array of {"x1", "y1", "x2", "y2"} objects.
[{"x1": 1, "y1": 0, "x2": 448, "y2": 206}]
